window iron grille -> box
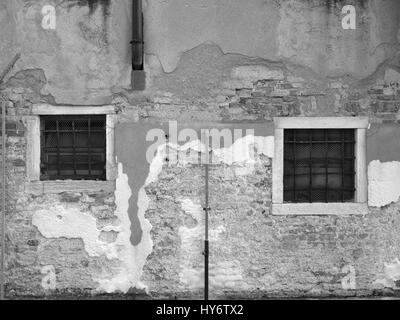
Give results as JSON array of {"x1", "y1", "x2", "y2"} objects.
[
  {"x1": 283, "y1": 129, "x2": 355, "y2": 203},
  {"x1": 40, "y1": 115, "x2": 106, "y2": 181}
]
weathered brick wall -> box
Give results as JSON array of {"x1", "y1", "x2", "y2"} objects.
[
  {"x1": 5, "y1": 191, "x2": 118, "y2": 298},
  {"x1": 1, "y1": 58, "x2": 400, "y2": 298},
  {"x1": 119, "y1": 55, "x2": 400, "y2": 123},
  {"x1": 141, "y1": 148, "x2": 400, "y2": 298},
  {"x1": 0, "y1": 78, "x2": 121, "y2": 298},
  {"x1": 126, "y1": 58, "x2": 400, "y2": 298},
  {"x1": 0, "y1": 0, "x2": 399, "y2": 296}
]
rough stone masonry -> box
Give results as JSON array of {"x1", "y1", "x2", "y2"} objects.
[{"x1": 0, "y1": 0, "x2": 400, "y2": 299}]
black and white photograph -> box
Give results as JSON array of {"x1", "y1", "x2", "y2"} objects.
[{"x1": 0, "y1": 0, "x2": 400, "y2": 313}]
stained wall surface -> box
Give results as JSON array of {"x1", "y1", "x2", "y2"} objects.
[{"x1": 0, "y1": 0, "x2": 400, "y2": 298}]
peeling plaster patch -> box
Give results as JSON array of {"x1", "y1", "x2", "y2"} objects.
[
  {"x1": 95, "y1": 162, "x2": 153, "y2": 293},
  {"x1": 341, "y1": 265, "x2": 356, "y2": 290},
  {"x1": 374, "y1": 259, "x2": 400, "y2": 289},
  {"x1": 32, "y1": 205, "x2": 106, "y2": 257},
  {"x1": 213, "y1": 135, "x2": 274, "y2": 165},
  {"x1": 32, "y1": 162, "x2": 153, "y2": 294},
  {"x1": 368, "y1": 160, "x2": 400, "y2": 207},
  {"x1": 151, "y1": 135, "x2": 274, "y2": 170},
  {"x1": 41, "y1": 265, "x2": 56, "y2": 290},
  {"x1": 212, "y1": 135, "x2": 274, "y2": 176}
]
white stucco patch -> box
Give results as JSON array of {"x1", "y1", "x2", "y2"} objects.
[
  {"x1": 94, "y1": 162, "x2": 153, "y2": 293},
  {"x1": 384, "y1": 259, "x2": 400, "y2": 281},
  {"x1": 374, "y1": 259, "x2": 400, "y2": 289},
  {"x1": 152, "y1": 134, "x2": 274, "y2": 170},
  {"x1": 32, "y1": 205, "x2": 111, "y2": 257},
  {"x1": 368, "y1": 160, "x2": 400, "y2": 207},
  {"x1": 213, "y1": 135, "x2": 274, "y2": 164},
  {"x1": 41, "y1": 265, "x2": 56, "y2": 290},
  {"x1": 32, "y1": 162, "x2": 154, "y2": 294}
]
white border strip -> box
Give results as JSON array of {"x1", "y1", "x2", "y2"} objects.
[
  {"x1": 274, "y1": 117, "x2": 369, "y2": 129},
  {"x1": 32, "y1": 104, "x2": 115, "y2": 115},
  {"x1": 273, "y1": 203, "x2": 368, "y2": 216}
]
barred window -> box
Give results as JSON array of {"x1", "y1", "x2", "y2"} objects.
[
  {"x1": 40, "y1": 115, "x2": 106, "y2": 181},
  {"x1": 283, "y1": 129, "x2": 355, "y2": 203}
]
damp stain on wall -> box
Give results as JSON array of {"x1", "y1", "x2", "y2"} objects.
[
  {"x1": 65, "y1": 0, "x2": 111, "y2": 17},
  {"x1": 65, "y1": 0, "x2": 112, "y2": 48}
]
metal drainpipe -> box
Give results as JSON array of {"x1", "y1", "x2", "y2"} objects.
[
  {"x1": 132, "y1": 0, "x2": 143, "y2": 70},
  {"x1": 203, "y1": 131, "x2": 210, "y2": 301}
]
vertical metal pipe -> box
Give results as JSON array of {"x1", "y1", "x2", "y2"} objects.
[
  {"x1": 293, "y1": 130, "x2": 296, "y2": 202},
  {"x1": 203, "y1": 130, "x2": 209, "y2": 301},
  {"x1": 132, "y1": 0, "x2": 143, "y2": 70},
  {"x1": 309, "y1": 131, "x2": 312, "y2": 202},
  {"x1": 204, "y1": 238, "x2": 209, "y2": 300},
  {"x1": 325, "y1": 129, "x2": 328, "y2": 202},
  {"x1": 341, "y1": 130, "x2": 345, "y2": 202},
  {"x1": 88, "y1": 117, "x2": 92, "y2": 176},
  {"x1": 205, "y1": 133, "x2": 209, "y2": 241},
  {"x1": 1, "y1": 101, "x2": 5, "y2": 300}
]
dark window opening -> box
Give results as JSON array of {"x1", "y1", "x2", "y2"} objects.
[
  {"x1": 283, "y1": 129, "x2": 355, "y2": 203},
  {"x1": 40, "y1": 115, "x2": 106, "y2": 181}
]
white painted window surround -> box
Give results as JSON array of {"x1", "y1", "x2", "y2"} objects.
[
  {"x1": 272, "y1": 117, "x2": 369, "y2": 216},
  {"x1": 23, "y1": 104, "x2": 117, "y2": 195}
]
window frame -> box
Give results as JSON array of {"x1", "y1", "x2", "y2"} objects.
[
  {"x1": 272, "y1": 117, "x2": 369, "y2": 216},
  {"x1": 40, "y1": 114, "x2": 107, "y2": 181},
  {"x1": 24, "y1": 104, "x2": 117, "y2": 195}
]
